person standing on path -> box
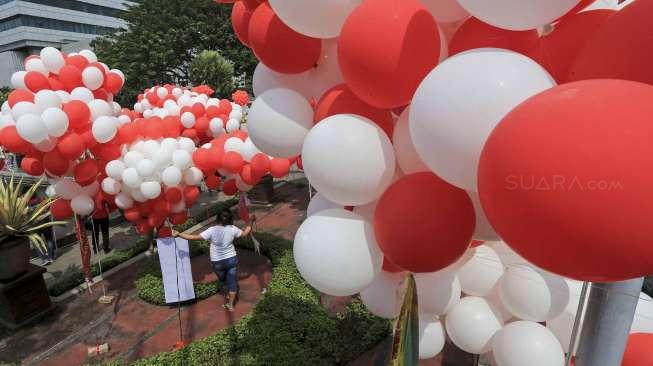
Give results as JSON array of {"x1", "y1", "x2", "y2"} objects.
[
  {"x1": 91, "y1": 194, "x2": 112, "y2": 253},
  {"x1": 174, "y1": 208, "x2": 254, "y2": 311}
]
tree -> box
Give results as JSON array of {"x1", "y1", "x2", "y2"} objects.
[
  {"x1": 0, "y1": 87, "x2": 10, "y2": 105},
  {"x1": 93, "y1": 0, "x2": 257, "y2": 106},
  {"x1": 190, "y1": 50, "x2": 234, "y2": 96}
]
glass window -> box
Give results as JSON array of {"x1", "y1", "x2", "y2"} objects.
[{"x1": 0, "y1": 15, "x2": 115, "y2": 35}]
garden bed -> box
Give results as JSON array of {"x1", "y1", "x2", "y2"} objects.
[{"x1": 123, "y1": 232, "x2": 390, "y2": 365}]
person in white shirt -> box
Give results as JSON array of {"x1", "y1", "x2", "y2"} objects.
[{"x1": 175, "y1": 208, "x2": 254, "y2": 311}]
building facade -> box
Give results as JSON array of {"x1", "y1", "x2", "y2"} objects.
[{"x1": 0, "y1": 0, "x2": 129, "y2": 87}]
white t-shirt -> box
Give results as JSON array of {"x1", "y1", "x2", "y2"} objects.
[{"x1": 200, "y1": 225, "x2": 243, "y2": 262}]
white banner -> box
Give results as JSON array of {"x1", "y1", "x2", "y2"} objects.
[{"x1": 156, "y1": 237, "x2": 195, "y2": 303}]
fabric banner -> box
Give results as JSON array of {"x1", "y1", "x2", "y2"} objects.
[{"x1": 156, "y1": 237, "x2": 195, "y2": 303}]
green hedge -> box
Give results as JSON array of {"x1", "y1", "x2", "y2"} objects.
[
  {"x1": 48, "y1": 198, "x2": 238, "y2": 297},
  {"x1": 121, "y1": 232, "x2": 390, "y2": 365}
]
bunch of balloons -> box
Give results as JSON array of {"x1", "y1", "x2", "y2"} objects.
[{"x1": 218, "y1": 0, "x2": 653, "y2": 364}]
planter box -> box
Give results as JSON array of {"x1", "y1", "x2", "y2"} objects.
[{"x1": 0, "y1": 264, "x2": 53, "y2": 329}]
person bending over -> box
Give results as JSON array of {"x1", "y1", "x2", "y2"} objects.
[{"x1": 174, "y1": 208, "x2": 254, "y2": 311}]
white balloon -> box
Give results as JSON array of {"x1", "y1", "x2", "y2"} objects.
[
  {"x1": 410, "y1": 49, "x2": 555, "y2": 191},
  {"x1": 11, "y1": 101, "x2": 39, "y2": 120},
  {"x1": 162, "y1": 166, "x2": 183, "y2": 187},
  {"x1": 171, "y1": 200, "x2": 186, "y2": 213},
  {"x1": 161, "y1": 137, "x2": 180, "y2": 152},
  {"x1": 156, "y1": 87, "x2": 168, "y2": 99},
  {"x1": 101, "y1": 177, "x2": 122, "y2": 195},
  {"x1": 393, "y1": 107, "x2": 429, "y2": 174},
  {"x1": 80, "y1": 180, "x2": 99, "y2": 196},
  {"x1": 118, "y1": 114, "x2": 131, "y2": 125},
  {"x1": 11, "y1": 71, "x2": 27, "y2": 90},
  {"x1": 457, "y1": 0, "x2": 581, "y2": 30},
  {"x1": 137, "y1": 159, "x2": 156, "y2": 177},
  {"x1": 235, "y1": 177, "x2": 253, "y2": 192},
  {"x1": 70, "y1": 87, "x2": 94, "y2": 102},
  {"x1": 82, "y1": 66, "x2": 105, "y2": 90},
  {"x1": 34, "y1": 137, "x2": 58, "y2": 152},
  {"x1": 41, "y1": 108, "x2": 69, "y2": 137},
  {"x1": 225, "y1": 118, "x2": 240, "y2": 133},
  {"x1": 71, "y1": 195, "x2": 95, "y2": 216},
  {"x1": 40, "y1": 47, "x2": 65, "y2": 74},
  {"x1": 172, "y1": 150, "x2": 192, "y2": 170},
  {"x1": 25, "y1": 58, "x2": 47, "y2": 75},
  {"x1": 307, "y1": 193, "x2": 342, "y2": 217},
  {"x1": 178, "y1": 137, "x2": 196, "y2": 153},
  {"x1": 445, "y1": 297, "x2": 504, "y2": 354},
  {"x1": 420, "y1": 0, "x2": 470, "y2": 23},
  {"x1": 140, "y1": 181, "x2": 162, "y2": 199},
  {"x1": 307, "y1": 39, "x2": 343, "y2": 99},
  {"x1": 419, "y1": 316, "x2": 446, "y2": 360},
  {"x1": 269, "y1": 0, "x2": 361, "y2": 38},
  {"x1": 122, "y1": 167, "x2": 142, "y2": 188},
  {"x1": 457, "y1": 245, "x2": 504, "y2": 297},
  {"x1": 224, "y1": 137, "x2": 245, "y2": 154},
  {"x1": 183, "y1": 167, "x2": 204, "y2": 186},
  {"x1": 34, "y1": 90, "x2": 62, "y2": 110},
  {"x1": 141, "y1": 140, "x2": 160, "y2": 158},
  {"x1": 88, "y1": 99, "x2": 112, "y2": 121},
  {"x1": 0, "y1": 115, "x2": 14, "y2": 129},
  {"x1": 360, "y1": 271, "x2": 405, "y2": 319},
  {"x1": 152, "y1": 148, "x2": 173, "y2": 169},
  {"x1": 210, "y1": 118, "x2": 225, "y2": 136},
  {"x1": 294, "y1": 209, "x2": 383, "y2": 296},
  {"x1": 303, "y1": 114, "x2": 396, "y2": 206},
  {"x1": 131, "y1": 188, "x2": 147, "y2": 203},
  {"x1": 499, "y1": 265, "x2": 569, "y2": 322},
  {"x1": 105, "y1": 160, "x2": 126, "y2": 180},
  {"x1": 45, "y1": 184, "x2": 56, "y2": 198},
  {"x1": 632, "y1": 293, "x2": 653, "y2": 334},
  {"x1": 1, "y1": 101, "x2": 10, "y2": 116},
  {"x1": 352, "y1": 200, "x2": 378, "y2": 222},
  {"x1": 415, "y1": 271, "x2": 461, "y2": 315},
  {"x1": 546, "y1": 279, "x2": 587, "y2": 354},
  {"x1": 248, "y1": 88, "x2": 313, "y2": 158},
  {"x1": 241, "y1": 138, "x2": 262, "y2": 161},
  {"x1": 487, "y1": 241, "x2": 529, "y2": 267},
  {"x1": 55, "y1": 90, "x2": 71, "y2": 103},
  {"x1": 115, "y1": 192, "x2": 134, "y2": 210},
  {"x1": 92, "y1": 116, "x2": 118, "y2": 143},
  {"x1": 79, "y1": 50, "x2": 98, "y2": 63},
  {"x1": 492, "y1": 321, "x2": 565, "y2": 366},
  {"x1": 124, "y1": 150, "x2": 144, "y2": 168},
  {"x1": 180, "y1": 111, "x2": 196, "y2": 128},
  {"x1": 467, "y1": 191, "x2": 500, "y2": 241},
  {"x1": 54, "y1": 179, "x2": 81, "y2": 200},
  {"x1": 252, "y1": 63, "x2": 312, "y2": 99},
  {"x1": 16, "y1": 114, "x2": 48, "y2": 143}
]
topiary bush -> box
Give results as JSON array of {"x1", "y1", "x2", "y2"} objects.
[{"x1": 126, "y1": 232, "x2": 390, "y2": 365}]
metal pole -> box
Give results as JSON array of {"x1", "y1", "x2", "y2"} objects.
[
  {"x1": 575, "y1": 278, "x2": 644, "y2": 366},
  {"x1": 565, "y1": 282, "x2": 589, "y2": 366}
]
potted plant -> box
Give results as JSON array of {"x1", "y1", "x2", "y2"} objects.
[{"x1": 0, "y1": 175, "x2": 63, "y2": 282}]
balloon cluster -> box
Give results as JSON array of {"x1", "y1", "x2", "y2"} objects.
[{"x1": 220, "y1": 0, "x2": 653, "y2": 364}]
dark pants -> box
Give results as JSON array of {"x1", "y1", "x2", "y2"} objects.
[
  {"x1": 211, "y1": 256, "x2": 239, "y2": 292},
  {"x1": 91, "y1": 217, "x2": 110, "y2": 252},
  {"x1": 39, "y1": 229, "x2": 56, "y2": 262}
]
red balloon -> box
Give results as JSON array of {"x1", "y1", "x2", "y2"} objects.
[
  {"x1": 51, "y1": 199, "x2": 73, "y2": 220},
  {"x1": 449, "y1": 17, "x2": 539, "y2": 56},
  {"x1": 98, "y1": 143, "x2": 121, "y2": 162},
  {"x1": 382, "y1": 258, "x2": 404, "y2": 273},
  {"x1": 242, "y1": 0, "x2": 262, "y2": 10},
  {"x1": 231, "y1": 1, "x2": 252, "y2": 46},
  {"x1": 43, "y1": 150, "x2": 70, "y2": 176},
  {"x1": 232, "y1": 130, "x2": 248, "y2": 141},
  {"x1": 153, "y1": 199, "x2": 171, "y2": 217},
  {"x1": 74, "y1": 160, "x2": 99, "y2": 186},
  {"x1": 20, "y1": 156, "x2": 44, "y2": 176},
  {"x1": 136, "y1": 220, "x2": 153, "y2": 234},
  {"x1": 191, "y1": 102, "x2": 205, "y2": 118},
  {"x1": 183, "y1": 186, "x2": 200, "y2": 205},
  {"x1": 104, "y1": 72, "x2": 123, "y2": 94},
  {"x1": 314, "y1": 84, "x2": 394, "y2": 138},
  {"x1": 622, "y1": 333, "x2": 653, "y2": 366},
  {"x1": 248, "y1": 2, "x2": 321, "y2": 74},
  {"x1": 206, "y1": 106, "x2": 221, "y2": 119},
  {"x1": 65, "y1": 54, "x2": 89, "y2": 70},
  {"x1": 7, "y1": 89, "x2": 34, "y2": 108},
  {"x1": 59, "y1": 65, "x2": 83, "y2": 91},
  {"x1": 374, "y1": 172, "x2": 475, "y2": 273},
  {"x1": 124, "y1": 208, "x2": 141, "y2": 222},
  {"x1": 218, "y1": 99, "x2": 232, "y2": 115},
  {"x1": 205, "y1": 174, "x2": 221, "y2": 190},
  {"x1": 158, "y1": 226, "x2": 173, "y2": 238},
  {"x1": 250, "y1": 153, "x2": 270, "y2": 177},
  {"x1": 195, "y1": 116, "x2": 210, "y2": 133},
  {"x1": 170, "y1": 212, "x2": 188, "y2": 225},
  {"x1": 568, "y1": 0, "x2": 653, "y2": 84},
  {"x1": 222, "y1": 179, "x2": 238, "y2": 196},
  {"x1": 560, "y1": 0, "x2": 596, "y2": 20},
  {"x1": 208, "y1": 147, "x2": 224, "y2": 170},
  {"x1": 338, "y1": 0, "x2": 440, "y2": 109},
  {"x1": 478, "y1": 80, "x2": 653, "y2": 282},
  {"x1": 296, "y1": 156, "x2": 303, "y2": 170},
  {"x1": 62, "y1": 100, "x2": 91, "y2": 129},
  {"x1": 269, "y1": 158, "x2": 290, "y2": 178},
  {"x1": 182, "y1": 129, "x2": 198, "y2": 140},
  {"x1": 57, "y1": 133, "x2": 85, "y2": 160},
  {"x1": 48, "y1": 76, "x2": 64, "y2": 91},
  {"x1": 93, "y1": 88, "x2": 109, "y2": 101},
  {"x1": 223, "y1": 151, "x2": 245, "y2": 174},
  {"x1": 240, "y1": 164, "x2": 260, "y2": 186},
  {"x1": 24, "y1": 71, "x2": 50, "y2": 92},
  {"x1": 117, "y1": 123, "x2": 139, "y2": 144},
  {"x1": 163, "y1": 116, "x2": 181, "y2": 138},
  {"x1": 528, "y1": 10, "x2": 615, "y2": 84},
  {"x1": 0, "y1": 126, "x2": 30, "y2": 154},
  {"x1": 192, "y1": 149, "x2": 211, "y2": 170},
  {"x1": 165, "y1": 187, "x2": 183, "y2": 204}
]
